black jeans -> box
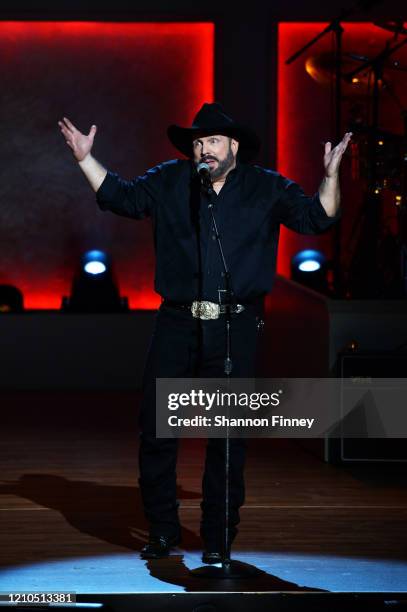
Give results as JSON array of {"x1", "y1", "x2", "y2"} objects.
[{"x1": 138, "y1": 302, "x2": 261, "y2": 547}]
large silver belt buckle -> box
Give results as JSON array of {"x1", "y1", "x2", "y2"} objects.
[{"x1": 191, "y1": 300, "x2": 220, "y2": 320}]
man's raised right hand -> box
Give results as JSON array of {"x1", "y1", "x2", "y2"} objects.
[{"x1": 58, "y1": 117, "x2": 97, "y2": 162}]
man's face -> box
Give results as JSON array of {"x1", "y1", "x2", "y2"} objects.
[{"x1": 192, "y1": 134, "x2": 239, "y2": 180}]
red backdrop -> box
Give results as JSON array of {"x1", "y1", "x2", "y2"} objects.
[{"x1": 0, "y1": 21, "x2": 214, "y2": 309}]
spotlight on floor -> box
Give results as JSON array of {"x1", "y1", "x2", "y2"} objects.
[
  {"x1": 62, "y1": 250, "x2": 128, "y2": 312},
  {"x1": 291, "y1": 249, "x2": 329, "y2": 294},
  {"x1": 0, "y1": 285, "x2": 24, "y2": 313}
]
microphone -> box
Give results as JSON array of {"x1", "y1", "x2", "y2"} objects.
[{"x1": 196, "y1": 162, "x2": 213, "y2": 190}]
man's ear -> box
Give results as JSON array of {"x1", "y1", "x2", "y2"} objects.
[{"x1": 231, "y1": 138, "x2": 239, "y2": 155}]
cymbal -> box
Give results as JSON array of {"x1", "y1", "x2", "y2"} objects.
[
  {"x1": 305, "y1": 52, "x2": 374, "y2": 90},
  {"x1": 304, "y1": 51, "x2": 405, "y2": 92}
]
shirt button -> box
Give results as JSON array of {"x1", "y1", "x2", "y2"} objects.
[{"x1": 212, "y1": 234, "x2": 216, "y2": 240}]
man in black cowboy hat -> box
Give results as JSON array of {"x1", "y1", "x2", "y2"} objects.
[{"x1": 58, "y1": 103, "x2": 351, "y2": 562}]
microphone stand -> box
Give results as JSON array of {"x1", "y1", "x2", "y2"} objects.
[{"x1": 190, "y1": 172, "x2": 260, "y2": 580}]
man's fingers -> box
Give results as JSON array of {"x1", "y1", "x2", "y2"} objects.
[
  {"x1": 59, "y1": 126, "x2": 71, "y2": 142},
  {"x1": 325, "y1": 132, "x2": 352, "y2": 157},
  {"x1": 58, "y1": 123, "x2": 70, "y2": 138},
  {"x1": 60, "y1": 129, "x2": 74, "y2": 148},
  {"x1": 334, "y1": 143, "x2": 345, "y2": 156},
  {"x1": 88, "y1": 124, "x2": 97, "y2": 137},
  {"x1": 62, "y1": 116, "x2": 76, "y2": 132},
  {"x1": 333, "y1": 147, "x2": 346, "y2": 163},
  {"x1": 334, "y1": 134, "x2": 352, "y2": 157},
  {"x1": 324, "y1": 132, "x2": 352, "y2": 174},
  {"x1": 341, "y1": 132, "x2": 352, "y2": 148},
  {"x1": 58, "y1": 124, "x2": 74, "y2": 148}
]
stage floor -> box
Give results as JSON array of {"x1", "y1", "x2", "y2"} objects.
[{"x1": 1, "y1": 391, "x2": 407, "y2": 593}]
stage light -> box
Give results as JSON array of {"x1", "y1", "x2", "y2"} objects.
[
  {"x1": 292, "y1": 249, "x2": 325, "y2": 272},
  {"x1": 0, "y1": 285, "x2": 24, "y2": 313},
  {"x1": 291, "y1": 249, "x2": 329, "y2": 294},
  {"x1": 298, "y1": 259, "x2": 321, "y2": 272},
  {"x1": 62, "y1": 250, "x2": 128, "y2": 312},
  {"x1": 85, "y1": 261, "x2": 106, "y2": 274},
  {"x1": 83, "y1": 250, "x2": 108, "y2": 275}
]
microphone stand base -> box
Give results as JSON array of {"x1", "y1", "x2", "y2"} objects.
[{"x1": 190, "y1": 559, "x2": 262, "y2": 580}]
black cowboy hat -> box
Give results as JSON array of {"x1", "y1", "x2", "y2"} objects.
[{"x1": 167, "y1": 102, "x2": 261, "y2": 162}]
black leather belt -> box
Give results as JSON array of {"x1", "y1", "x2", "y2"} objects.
[{"x1": 163, "y1": 300, "x2": 245, "y2": 320}]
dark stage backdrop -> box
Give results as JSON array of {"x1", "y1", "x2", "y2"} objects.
[
  {"x1": 277, "y1": 23, "x2": 407, "y2": 280},
  {"x1": 0, "y1": 21, "x2": 214, "y2": 308}
]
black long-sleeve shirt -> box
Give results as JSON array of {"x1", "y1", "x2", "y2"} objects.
[{"x1": 96, "y1": 158, "x2": 340, "y2": 303}]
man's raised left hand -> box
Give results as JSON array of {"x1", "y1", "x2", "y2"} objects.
[{"x1": 323, "y1": 132, "x2": 352, "y2": 178}]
